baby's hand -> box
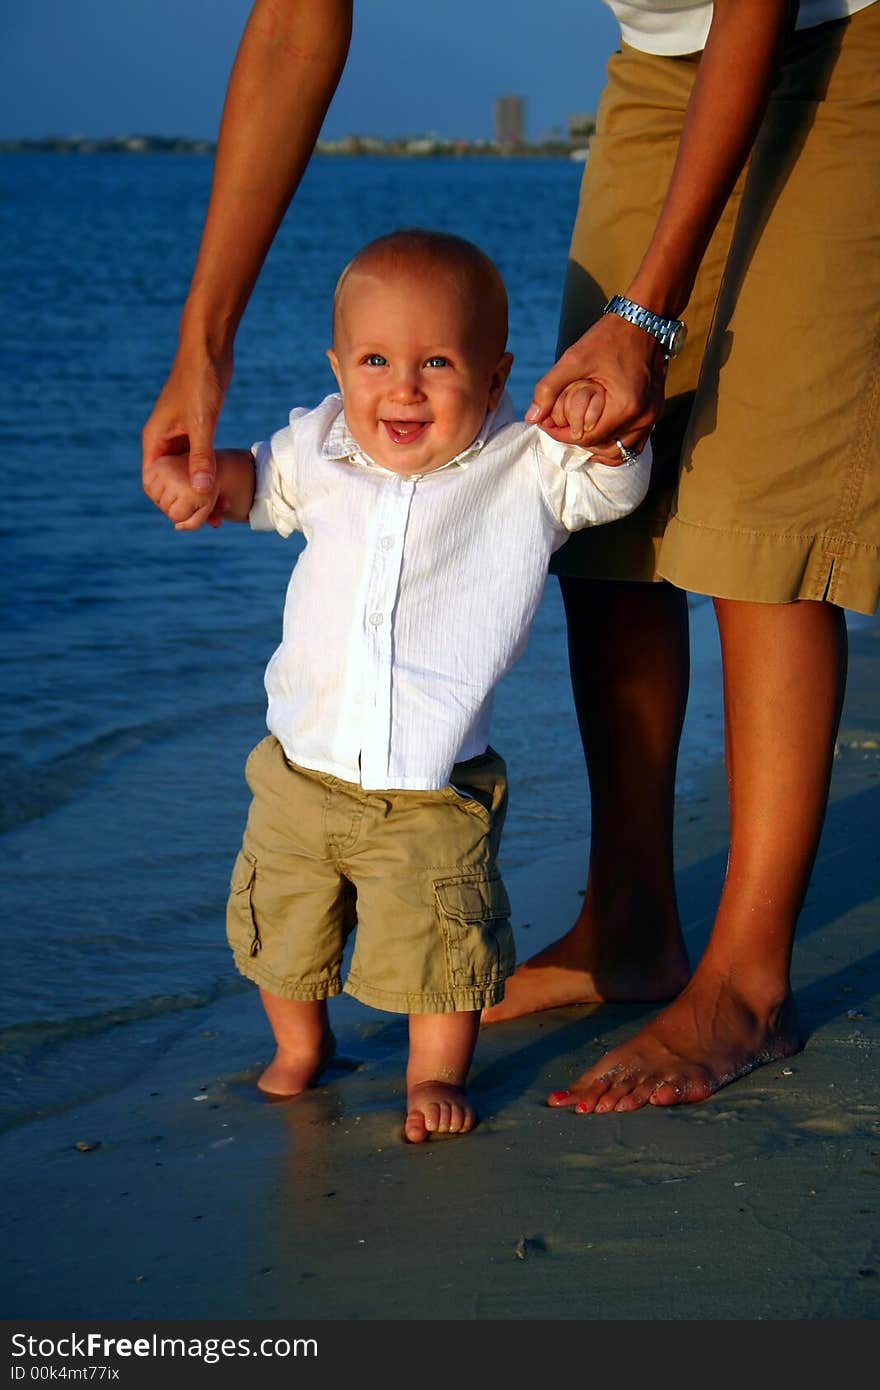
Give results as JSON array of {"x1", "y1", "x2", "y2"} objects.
[
  {"x1": 143, "y1": 453, "x2": 225, "y2": 531},
  {"x1": 539, "y1": 379, "x2": 606, "y2": 448}
]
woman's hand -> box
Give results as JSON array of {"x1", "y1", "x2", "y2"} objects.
[
  {"x1": 141, "y1": 340, "x2": 233, "y2": 496},
  {"x1": 527, "y1": 313, "x2": 666, "y2": 463}
]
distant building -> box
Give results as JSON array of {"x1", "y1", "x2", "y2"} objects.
[{"x1": 493, "y1": 95, "x2": 525, "y2": 147}]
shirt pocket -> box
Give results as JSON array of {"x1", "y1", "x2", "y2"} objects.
[
  {"x1": 433, "y1": 871, "x2": 514, "y2": 988},
  {"x1": 226, "y1": 849, "x2": 262, "y2": 958}
]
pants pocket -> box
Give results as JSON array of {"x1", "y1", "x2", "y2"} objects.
[
  {"x1": 445, "y1": 784, "x2": 492, "y2": 822},
  {"x1": 226, "y1": 849, "x2": 261, "y2": 958},
  {"x1": 433, "y1": 871, "x2": 514, "y2": 988}
]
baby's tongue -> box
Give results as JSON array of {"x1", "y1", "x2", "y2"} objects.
[{"x1": 387, "y1": 420, "x2": 427, "y2": 442}]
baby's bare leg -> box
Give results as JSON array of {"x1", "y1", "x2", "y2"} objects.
[
  {"x1": 405, "y1": 1011, "x2": 480, "y2": 1143},
  {"x1": 257, "y1": 989, "x2": 335, "y2": 1097}
]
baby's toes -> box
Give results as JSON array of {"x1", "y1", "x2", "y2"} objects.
[
  {"x1": 404, "y1": 1108, "x2": 430, "y2": 1144},
  {"x1": 429, "y1": 1102, "x2": 452, "y2": 1133},
  {"x1": 450, "y1": 1101, "x2": 476, "y2": 1134}
]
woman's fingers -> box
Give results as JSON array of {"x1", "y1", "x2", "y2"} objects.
[
  {"x1": 142, "y1": 348, "x2": 231, "y2": 495},
  {"x1": 528, "y1": 314, "x2": 668, "y2": 444},
  {"x1": 527, "y1": 345, "x2": 592, "y2": 423},
  {"x1": 184, "y1": 422, "x2": 218, "y2": 495}
]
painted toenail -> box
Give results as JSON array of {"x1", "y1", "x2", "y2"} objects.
[
  {"x1": 549, "y1": 1090, "x2": 571, "y2": 1103},
  {"x1": 575, "y1": 1102, "x2": 590, "y2": 1113}
]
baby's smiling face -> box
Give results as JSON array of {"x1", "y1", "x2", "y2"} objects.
[{"x1": 327, "y1": 263, "x2": 512, "y2": 476}]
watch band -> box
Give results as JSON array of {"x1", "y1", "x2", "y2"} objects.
[{"x1": 603, "y1": 294, "x2": 686, "y2": 358}]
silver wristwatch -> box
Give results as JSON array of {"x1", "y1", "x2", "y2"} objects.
[{"x1": 603, "y1": 294, "x2": 687, "y2": 360}]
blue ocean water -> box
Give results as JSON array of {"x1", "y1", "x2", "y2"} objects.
[{"x1": 0, "y1": 153, "x2": 722, "y2": 1131}]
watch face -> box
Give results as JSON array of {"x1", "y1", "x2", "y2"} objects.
[{"x1": 667, "y1": 322, "x2": 687, "y2": 358}]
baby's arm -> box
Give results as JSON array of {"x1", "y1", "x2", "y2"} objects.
[{"x1": 143, "y1": 449, "x2": 256, "y2": 531}]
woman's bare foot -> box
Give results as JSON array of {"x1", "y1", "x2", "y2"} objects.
[
  {"x1": 546, "y1": 971, "x2": 801, "y2": 1113},
  {"x1": 481, "y1": 912, "x2": 690, "y2": 1025},
  {"x1": 404, "y1": 1080, "x2": 476, "y2": 1143}
]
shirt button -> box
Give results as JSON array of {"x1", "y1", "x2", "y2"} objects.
[
  {"x1": 380, "y1": 535, "x2": 394, "y2": 550},
  {"x1": 369, "y1": 612, "x2": 383, "y2": 626}
]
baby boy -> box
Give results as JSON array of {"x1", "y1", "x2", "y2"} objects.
[{"x1": 143, "y1": 228, "x2": 650, "y2": 1141}]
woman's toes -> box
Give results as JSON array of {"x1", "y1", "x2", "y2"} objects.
[
  {"x1": 547, "y1": 1089, "x2": 574, "y2": 1108},
  {"x1": 613, "y1": 1079, "x2": 664, "y2": 1111}
]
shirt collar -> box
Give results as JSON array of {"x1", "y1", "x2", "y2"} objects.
[{"x1": 321, "y1": 391, "x2": 517, "y2": 472}]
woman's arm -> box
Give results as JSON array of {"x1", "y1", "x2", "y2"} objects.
[
  {"x1": 141, "y1": 0, "x2": 353, "y2": 493},
  {"x1": 529, "y1": 0, "x2": 796, "y2": 457}
]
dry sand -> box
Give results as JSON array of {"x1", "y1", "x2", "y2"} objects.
[{"x1": 2, "y1": 627, "x2": 878, "y2": 1324}]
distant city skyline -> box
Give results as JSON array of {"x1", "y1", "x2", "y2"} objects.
[{"x1": 0, "y1": 2, "x2": 620, "y2": 144}]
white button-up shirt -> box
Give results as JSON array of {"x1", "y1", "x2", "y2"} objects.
[{"x1": 250, "y1": 392, "x2": 650, "y2": 790}]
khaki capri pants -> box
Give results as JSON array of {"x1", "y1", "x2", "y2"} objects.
[{"x1": 552, "y1": 5, "x2": 880, "y2": 615}]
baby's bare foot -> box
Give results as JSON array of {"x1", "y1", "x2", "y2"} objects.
[
  {"x1": 257, "y1": 1032, "x2": 336, "y2": 1099},
  {"x1": 404, "y1": 1080, "x2": 476, "y2": 1144}
]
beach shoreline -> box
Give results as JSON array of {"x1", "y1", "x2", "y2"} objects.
[
  {"x1": 0, "y1": 592, "x2": 723, "y2": 1140},
  {"x1": 3, "y1": 622, "x2": 878, "y2": 1322}
]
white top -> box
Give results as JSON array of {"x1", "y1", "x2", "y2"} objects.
[
  {"x1": 249, "y1": 393, "x2": 651, "y2": 791},
  {"x1": 602, "y1": 0, "x2": 877, "y2": 55}
]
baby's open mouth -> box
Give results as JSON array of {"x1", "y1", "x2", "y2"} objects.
[{"x1": 383, "y1": 419, "x2": 430, "y2": 445}]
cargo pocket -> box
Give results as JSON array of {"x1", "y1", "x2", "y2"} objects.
[
  {"x1": 433, "y1": 871, "x2": 514, "y2": 988},
  {"x1": 226, "y1": 849, "x2": 261, "y2": 958}
]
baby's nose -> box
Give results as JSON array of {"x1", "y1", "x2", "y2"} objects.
[{"x1": 388, "y1": 368, "x2": 425, "y2": 402}]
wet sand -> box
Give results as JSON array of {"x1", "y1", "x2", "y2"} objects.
[{"x1": 2, "y1": 626, "x2": 878, "y2": 1323}]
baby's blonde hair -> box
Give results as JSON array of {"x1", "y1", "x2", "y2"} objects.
[{"x1": 333, "y1": 228, "x2": 509, "y2": 359}]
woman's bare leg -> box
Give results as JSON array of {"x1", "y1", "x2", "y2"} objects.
[
  {"x1": 405, "y1": 1011, "x2": 480, "y2": 1143},
  {"x1": 549, "y1": 597, "x2": 847, "y2": 1113},
  {"x1": 483, "y1": 576, "x2": 691, "y2": 1023}
]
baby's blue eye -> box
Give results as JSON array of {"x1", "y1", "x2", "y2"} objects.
[
  {"x1": 365, "y1": 354, "x2": 387, "y2": 366},
  {"x1": 425, "y1": 356, "x2": 449, "y2": 368}
]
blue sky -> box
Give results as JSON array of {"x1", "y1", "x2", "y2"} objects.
[{"x1": 0, "y1": 1, "x2": 621, "y2": 142}]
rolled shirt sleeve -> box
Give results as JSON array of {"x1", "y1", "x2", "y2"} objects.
[
  {"x1": 533, "y1": 430, "x2": 652, "y2": 531},
  {"x1": 248, "y1": 408, "x2": 311, "y2": 536}
]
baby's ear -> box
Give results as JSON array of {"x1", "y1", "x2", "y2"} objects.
[
  {"x1": 487, "y1": 351, "x2": 514, "y2": 408},
  {"x1": 326, "y1": 348, "x2": 343, "y2": 392}
]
